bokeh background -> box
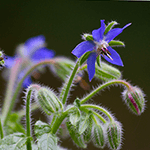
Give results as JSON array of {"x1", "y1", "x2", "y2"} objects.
[{"x1": 0, "y1": 1, "x2": 150, "y2": 150}]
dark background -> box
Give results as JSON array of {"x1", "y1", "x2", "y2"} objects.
[{"x1": 0, "y1": 1, "x2": 150, "y2": 150}]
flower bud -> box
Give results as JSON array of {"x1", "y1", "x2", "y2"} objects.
[
  {"x1": 122, "y1": 86, "x2": 145, "y2": 115},
  {"x1": 50, "y1": 57, "x2": 75, "y2": 81},
  {"x1": 92, "y1": 124, "x2": 106, "y2": 148},
  {"x1": 106, "y1": 121, "x2": 122, "y2": 150},
  {"x1": 95, "y1": 61, "x2": 121, "y2": 81},
  {"x1": 36, "y1": 87, "x2": 63, "y2": 115}
]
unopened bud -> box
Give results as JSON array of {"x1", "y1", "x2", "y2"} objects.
[
  {"x1": 106, "y1": 121, "x2": 122, "y2": 150},
  {"x1": 50, "y1": 57, "x2": 75, "y2": 81},
  {"x1": 122, "y1": 86, "x2": 145, "y2": 115},
  {"x1": 95, "y1": 61, "x2": 121, "y2": 81},
  {"x1": 92, "y1": 124, "x2": 106, "y2": 148},
  {"x1": 36, "y1": 87, "x2": 63, "y2": 115}
]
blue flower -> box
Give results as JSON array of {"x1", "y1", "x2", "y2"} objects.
[
  {"x1": 5, "y1": 35, "x2": 55, "y2": 88},
  {"x1": 72, "y1": 20, "x2": 131, "y2": 81}
]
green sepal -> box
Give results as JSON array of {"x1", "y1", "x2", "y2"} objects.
[
  {"x1": 66, "y1": 121, "x2": 87, "y2": 148},
  {"x1": 34, "y1": 120, "x2": 51, "y2": 138},
  {"x1": 83, "y1": 113, "x2": 93, "y2": 143},
  {"x1": 109, "y1": 40, "x2": 125, "y2": 47},
  {"x1": 79, "y1": 51, "x2": 91, "y2": 66},
  {"x1": 69, "y1": 107, "x2": 81, "y2": 127},
  {"x1": 78, "y1": 113, "x2": 90, "y2": 135},
  {"x1": 37, "y1": 133, "x2": 58, "y2": 150},
  {"x1": 107, "y1": 121, "x2": 122, "y2": 150},
  {"x1": 95, "y1": 62, "x2": 121, "y2": 81},
  {"x1": 96, "y1": 55, "x2": 101, "y2": 67},
  {"x1": 82, "y1": 33, "x2": 93, "y2": 41},
  {"x1": 73, "y1": 98, "x2": 81, "y2": 108},
  {"x1": 0, "y1": 133, "x2": 28, "y2": 150},
  {"x1": 104, "y1": 21, "x2": 118, "y2": 35},
  {"x1": 93, "y1": 124, "x2": 105, "y2": 148}
]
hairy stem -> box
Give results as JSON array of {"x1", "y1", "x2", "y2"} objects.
[
  {"x1": 59, "y1": 59, "x2": 79, "y2": 104},
  {"x1": 2, "y1": 58, "x2": 22, "y2": 125},
  {"x1": 26, "y1": 89, "x2": 32, "y2": 150},
  {"x1": 80, "y1": 79, "x2": 131, "y2": 104},
  {"x1": 2, "y1": 59, "x2": 55, "y2": 126}
]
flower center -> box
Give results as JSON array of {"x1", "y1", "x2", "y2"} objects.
[{"x1": 95, "y1": 40, "x2": 113, "y2": 60}]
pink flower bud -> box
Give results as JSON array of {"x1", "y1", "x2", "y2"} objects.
[{"x1": 122, "y1": 86, "x2": 145, "y2": 115}]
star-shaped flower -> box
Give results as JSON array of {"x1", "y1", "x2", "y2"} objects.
[
  {"x1": 72, "y1": 20, "x2": 131, "y2": 81},
  {"x1": 5, "y1": 35, "x2": 55, "y2": 88}
]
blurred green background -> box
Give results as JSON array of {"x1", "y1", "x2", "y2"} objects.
[{"x1": 0, "y1": 1, "x2": 150, "y2": 150}]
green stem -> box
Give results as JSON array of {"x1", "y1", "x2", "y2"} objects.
[
  {"x1": 59, "y1": 59, "x2": 79, "y2": 104},
  {"x1": 18, "y1": 103, "x2": 39, "y2": 121},
  {"x1": 81, "y1": 104, "x2": 114, "y2": 122},
  {"x1": 51, "y1": 106, "x2": 76, "y2": 134},
  {"x1": 80, "y1": 79, "x2": 131, "y2": 104},
  {"x1": 0, "y1": 119, "x2": 4, "y2": 139},
  {"x1": 26, "y1": 89, "x2": 32, "y2": 150},
  {"x1": 2, "y1": 59, "x2": 55, "y2": 126},
  {"x1": 2, "y1": 58, "x2": 22, "y2": 125}
]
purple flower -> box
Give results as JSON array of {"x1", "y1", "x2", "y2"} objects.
[
  {"x1": 72, "y1": 20, "x2": 131, "y2": 81},
  {"x1": 5, "y1": 35, "x2": 55, "y2": 88}
]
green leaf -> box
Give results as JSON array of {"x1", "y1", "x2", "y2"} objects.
[
  {"x1": 34, "y1": 120, "x2": 51, "y2": 138},
  {"x1": 37, "y1": 133, "x2": 58, "y2": 150},
  {"x1": 104, "y1": 21, "x2": 118, "y2": 35},
  {"x1": 66, "y1": 121, "x2": 87, "y2": 148},
  {"x1": 0, "y1": 133, "x2": 28, "y2": 150},
  {"x1": 83, "y1": 114, "x2": 93, "y2": 143},
  {"x1": 79, "y1": 51, "x2": 91, "y2": 66},
  {"x1": 4, "y1": 113, "x2": 25, "y2": 135},
  {"x1": 109, "y1": 40, "x2": 125, "y2": 47}
]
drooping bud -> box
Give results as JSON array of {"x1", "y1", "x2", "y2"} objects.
[
  {"x1": 35, "y1": 86, "x2": 63, "y2": 115},
  {"x1": 122, "y1": 86, "x2": 145, "y2": 115},
  {"x1": 106, "y1": 121, "x2": 122, "y2": 150},
  {"x1": 95, "y1": 61, "x2": 121, "y2": 81},
  {"x1": 92, "y1": 123, "x2": 106, "y2": 148}
]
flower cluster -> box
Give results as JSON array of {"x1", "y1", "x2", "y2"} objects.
[
  {"x1": 72, "y1": 20, "x2": 131, "y2": 81},
  {"x1": 5, "y1": 35, "x2": 55, "y2": 87}
]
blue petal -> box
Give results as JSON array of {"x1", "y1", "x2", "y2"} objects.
[
  {"x1": 72, "y1": 41, "x2": 95, "y2": 58},
  {"x1": 22, "y1": 75, "x2": 32, "y2": 88},
  {"x1": 87, "y1": 52, "x2": 97, "y2": 81},
  {"x1": 24, "y1": 35, "x2": 46, "y2": 56},
  {"x1": 5, "y1": 56, "x2": 16, "y2": 68},
  {"x1": 31, "y1": 48, "x2": 55, "y2": 63},
  {"x1": 101, "y1": 46, "x2": 123, "y2": 66},
  {"x1": 92, "y1": 20, "x2": 105, "y2": 42},
  {"x1": 105, "y1": 23, "x2": 131, "y2": 43},
  {"x1": 18, "y1": 70, "x2": 32, "y2": 88}
]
